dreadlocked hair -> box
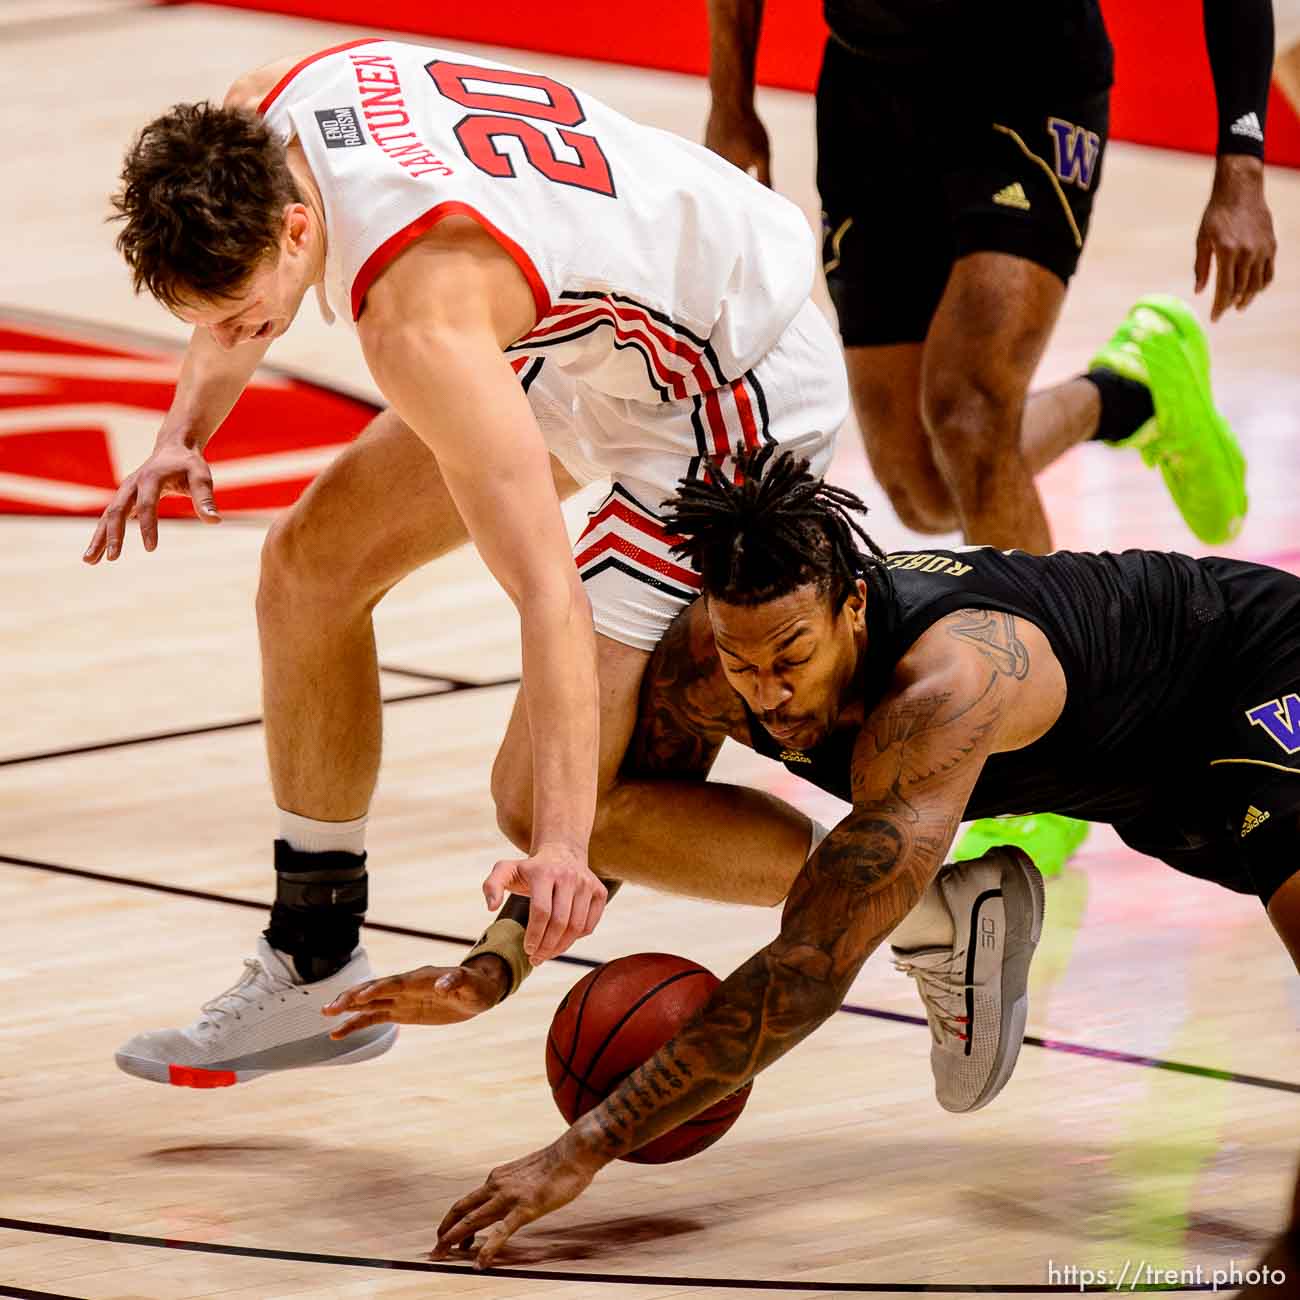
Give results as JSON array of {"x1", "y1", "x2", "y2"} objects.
[{"x1": 661, "y1": 444, "x2": 892, "y2": 608}]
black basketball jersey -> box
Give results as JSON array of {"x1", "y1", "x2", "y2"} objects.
[
  {"x1": 745, "y1": 547, "x2": 1234, "y2": 825},
  {"x1": 822, "y1": 0, "x2": 1113, "y2": 96}
]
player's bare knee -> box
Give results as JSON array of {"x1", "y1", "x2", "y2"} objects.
[
  {"x1": 257, "y1": 506, "x2": 383, "y2": 628},
  {"x1": 257, "y1": 512, "x2": 337, "y2": 623},
  {"x1": 878, "y1": 476, "x2": 958, "y2": 535},
  {"x1": 923, "y1": 378, "x2": 1018, "y2": 493}
]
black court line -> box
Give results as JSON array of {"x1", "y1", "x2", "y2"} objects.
[
  {"x1": 4, "y1": 852, "x2": 1297, "y2": 1096},
  {"x1": 0, "y1": 672, "x2": 520, "y2": 770},
  {"x1": 0, "y1": 1217, "x2": 1216, "y2": 1293},
  {"x1": 0, "y1": 1287, "x2": 88, "y2": 1300}
]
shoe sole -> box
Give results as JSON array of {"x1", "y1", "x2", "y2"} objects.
[
  {"x1": 960, "y1": 846, "x2": 1044, "y2": 1113},
  {"x1": 114, "y1": 1023, "x2": 398, "y2": 1088}
]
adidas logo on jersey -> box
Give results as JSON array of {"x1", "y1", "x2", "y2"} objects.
[
  {"x1": 992, "y1": 182, "x2": 1031, "y2": 211},
  {"x1": 1230, "y1": 112, "x2": 1263, "y2": 143},
  {"x1": 780, "y1": 748, "x2": 812, "y2": 764},
  {"x1": 1241, "y1": 804, "x2": 1271, "y2": 837}
]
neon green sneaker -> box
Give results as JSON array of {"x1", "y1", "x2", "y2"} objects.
[
  {"x1": 1090, "y1": 294, "x2": 1247, "y2": 545},
  {"x1": 951, "y1": 813, "x2": 1090, "y2": 880}
]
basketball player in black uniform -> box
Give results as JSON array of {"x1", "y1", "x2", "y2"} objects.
[
  {"x1": 707, "y1": 0, "x2": 1276, "y2": 552},
  {"x1": 707, "y1": 0, "x2": 1277, "y2": 880},
  {"x1": 334, "y1": 447, "x2": 1300, "y2": 1266}
]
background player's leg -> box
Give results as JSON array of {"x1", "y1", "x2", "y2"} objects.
[
  {"x1": 845, "y1": 343, "x2": 1105, "y2": 536},
  {"x1": 843, "y1": 344, "x2": 957, "y2": 536},
  {"x1": 1265, "y1": 864, "x2": 1300, "y2": 972},
  {"x1": 920, "y1": 252, "x2": 1066, "y2": 552}
]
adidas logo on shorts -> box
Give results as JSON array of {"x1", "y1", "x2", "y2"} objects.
[
  {"x1": 1241, "y1": 804, "x2": 1270, "y2": 837},
  {"x1": 992, "y1": 182, "x2": 1031, "y2": 211}
]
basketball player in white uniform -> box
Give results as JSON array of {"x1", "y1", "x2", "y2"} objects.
[{"x1": 92, "y1": 39, "x2": 849, "y2": 1086}]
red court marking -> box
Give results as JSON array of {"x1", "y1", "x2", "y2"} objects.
[{"x1": 0, "y1": 313, "x2": 380, "y2": 517}]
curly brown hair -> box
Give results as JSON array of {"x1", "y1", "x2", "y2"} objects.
[{"x1": 111, "y1": 102, "x2": 301, "y2": 311}]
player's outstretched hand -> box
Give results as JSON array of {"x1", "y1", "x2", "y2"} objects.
[
  {"x1": 83, "y1": 442, "x2": 220, "y2": 563},
  {"x1": 704, "y1": 102, "x2": 772, "y2": 187},
  {"x1": 434, "y1": 1135, "x2": 603, "y2": 1270},
  {"x1": 482, "y1": 847, "x2": 608, "y2": 964},
  {"x1": 1194, "y1": 155, "x2": 1277, "y2": 321},
  {"x1": 322, "y1": 961, "x2": 507, "y2": 1038}
]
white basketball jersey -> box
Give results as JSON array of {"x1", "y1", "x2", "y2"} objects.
[{"x1": 260, "y1": 39, "x2": 816, "y2": 403}]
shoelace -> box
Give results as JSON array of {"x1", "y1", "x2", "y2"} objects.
[
  {"x1": 892, "y1": 949, "x2": 972, "y2": 1045},
  {"x1": 198, "y1": 958, "x2": 294, "y2": 1028}
]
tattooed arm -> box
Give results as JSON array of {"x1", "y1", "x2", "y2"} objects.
[
  {"x1": 623, "y1": 595, "x2": 750, "y2": 778},
  {"x1": 433, "y1": 610, "x2": 1065, "y2": 1266}
]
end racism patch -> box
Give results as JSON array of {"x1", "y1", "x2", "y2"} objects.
[{"x1": 315, "y1": 106, "x2": 366, "y2": 149}]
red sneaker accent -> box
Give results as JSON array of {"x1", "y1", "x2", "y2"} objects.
[{"x1": 168, "y1": 1064, "x2": 238, "y2": 1088}]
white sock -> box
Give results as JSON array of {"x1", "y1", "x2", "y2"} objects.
[
  {"x1": 807, "y1": 819, "x2": 832, "y2": 859},
  {"x1": 277, "y1": 809, "x2": 368, "y2": 856},
  {"x1": 890, "y1": 878, "x2": 955, "y2": 950}
]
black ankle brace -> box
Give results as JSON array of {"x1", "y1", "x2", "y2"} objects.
[{"x1": 264, "y1": 840, "x2": 368, "y2": 983}]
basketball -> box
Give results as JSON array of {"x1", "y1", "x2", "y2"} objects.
[{"x1": 546, "y1": 953, "x2": 754, "y2": 1164}]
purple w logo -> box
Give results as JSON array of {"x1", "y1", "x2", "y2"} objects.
[
  {"x1": 1245, "y1": 694, "x2": 1300, "y2": 755},
  {"x1": 1047, "y1": 117, "x2": 1100, "y2": 190}
]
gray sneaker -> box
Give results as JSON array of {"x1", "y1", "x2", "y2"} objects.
[
  {"x1": 892, "y1": 847, "x2": 1044, "y2": 1113},
  {"x1": 115, "y1": 938, "x2": 396, "y2": 1087}
]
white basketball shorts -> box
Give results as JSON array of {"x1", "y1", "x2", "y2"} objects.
[{"x1": 518, "y1": 298, "x2": 847, "y2": 651}]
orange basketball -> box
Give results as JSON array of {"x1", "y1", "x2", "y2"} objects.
[{"x1": 546, "y1": 952, "x2": 753, "y2": 1164}]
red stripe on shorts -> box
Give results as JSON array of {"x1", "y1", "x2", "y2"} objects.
[{"x1": 573, "y1": 534, "x2": 699, "y2": 587}]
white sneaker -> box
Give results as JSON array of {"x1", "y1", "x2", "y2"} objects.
[
  {"x1": 115, "y1": 938, "x2": 397, "y2": 1088},
  {"x1": 892, "y1": 847, "x2": 1044, "y2": 1113}
]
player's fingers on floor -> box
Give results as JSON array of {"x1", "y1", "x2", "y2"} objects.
[
  {"x1": 475, "y1": 1209, "x2": 529, "y2": 1269},
  {"x1": 436, "y1": 1187, "x2": 498, "y2": 1246}
]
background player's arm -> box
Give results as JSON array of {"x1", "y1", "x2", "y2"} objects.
[
  {"x1": 433, "y1": 611, "x2": 1063, "y2": 1266},
  {"x1": 1195, "y1": 0, "x2": 1277, "y2": 318},
  {"x1": 358, "y1": 215, "x2": 605, "y2": 960},
  {"x1": 705, "y1": 0, "x2": 772, "y2": 184},
  {"x1": 84, "y1": 323, "x2": 272, "y2": 562}
]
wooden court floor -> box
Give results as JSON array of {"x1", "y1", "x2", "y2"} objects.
[{"x1": 3, "y1": 3, "x2": 1299, "y2": 1297}]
